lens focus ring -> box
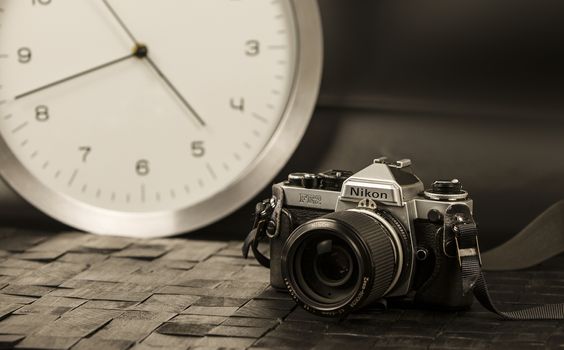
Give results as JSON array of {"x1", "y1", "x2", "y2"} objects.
[{"x1": 323, "y1": 211, "x2": 397, "y2": 305}]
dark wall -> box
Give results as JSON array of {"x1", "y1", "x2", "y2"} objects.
[
  {"x1": 202, "y1": 0, "x2": 564, "y2": 249},
  {"x1": 318, "y1": 0, "x2": 564, "y2": 119}
]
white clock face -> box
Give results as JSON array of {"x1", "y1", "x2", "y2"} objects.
[{"x1": 0, "y1": 0, "x2": 298, "y2": 214}]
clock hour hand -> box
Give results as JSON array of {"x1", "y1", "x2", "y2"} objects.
[{"x1": 15, "y1": 52, "x2": 136, "y2": 100}]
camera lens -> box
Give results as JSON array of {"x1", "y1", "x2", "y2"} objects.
[
  {"x1": 281, "y1": 210, "x2": 406, "y2": 317},
  {"x1": 314, "y1": 243, "x2": 353, "y2": 287},
  {"x1": 293, "y1": 233, "x2": 358, "y2": 305}
]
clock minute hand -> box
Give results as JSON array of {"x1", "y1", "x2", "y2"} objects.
[
  {"x1": 15, "y1": 53, "x2": 135, "y2": 100},
  {"x1": 144, "y1": 56, "x2": 207, "y2": 127}
]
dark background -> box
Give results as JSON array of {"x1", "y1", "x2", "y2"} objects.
[
  {"x1": 5, "y1": 0, "x2": 564, "y2": 249},
  {"x1": 204, "y1": 0, "x2": 564, "y2": 249}
]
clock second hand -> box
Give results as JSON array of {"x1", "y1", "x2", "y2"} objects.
[{"x1": 102, "y1": 0, "x2": 206, "y2": 127}]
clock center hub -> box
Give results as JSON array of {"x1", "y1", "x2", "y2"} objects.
[{"x1": 133, "y1": 44, "x2": 148, "y2": 59}]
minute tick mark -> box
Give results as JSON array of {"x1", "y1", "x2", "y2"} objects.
[
  {"x1": 12, "y1": 122, "x2": 28, "y2": 134},
  {"x1": 206, "y1": 163, "x2": 217, "y2": 180},
  {"x1": 68, "y1": 169, "x2": 78, "y2": 187},
  {"x1": 252, "y1": 112, "x2": 267, "y2": 123}
]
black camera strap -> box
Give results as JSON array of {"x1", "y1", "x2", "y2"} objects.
[
  {"x1": 242, "y1": 199, "x2": 281, "y2": 268},
  {"x1": 243, "y1": 199, "x2": 272, "y2": 268},
  {"x1": 243, "y1": 185, "x2": 287, "y2": 269},
  {"x1": 455, "y1": 216, "x2": 564, "y2": 320}
]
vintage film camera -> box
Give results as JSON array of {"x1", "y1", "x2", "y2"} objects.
[{"x1": 244, "y1": 157, "x2": 482, "y2": 317}]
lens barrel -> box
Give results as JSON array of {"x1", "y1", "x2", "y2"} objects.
[{"x1": 281, "y1": 210, "x2": 403, "y2": 317}]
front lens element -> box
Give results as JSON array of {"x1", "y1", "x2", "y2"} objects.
[
  {"x1": 314, "y1": 242, "x2": 354, "y2": 286},
  {"x1": 295, "y1": 232, "x2": 358, "y2": 304}
]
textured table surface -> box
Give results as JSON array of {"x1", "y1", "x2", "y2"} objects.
[{"x1": 1, "y1": 228, "x2": 564, "y2": 350}]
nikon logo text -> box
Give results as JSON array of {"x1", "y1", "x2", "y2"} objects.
[{"x1": 350, "y1": 186, "x2": 388, "y2": 200}]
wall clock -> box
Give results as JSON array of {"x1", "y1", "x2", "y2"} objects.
[{"x1": 0, "y1": 0, "x2": 322, "y2": 237}]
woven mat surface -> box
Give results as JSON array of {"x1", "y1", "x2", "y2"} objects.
[{"x1": 1, "y1": 229, "x2": 564, "y2": 349}]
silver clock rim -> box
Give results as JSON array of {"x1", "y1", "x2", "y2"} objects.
[{"x1": 0, "y1": 0, "x2": 323, "y2": 238}]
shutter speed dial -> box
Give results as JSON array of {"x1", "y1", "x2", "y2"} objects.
[
  {"x1": 287, "y1": 170, "x2": 352, "y2": 191},
  {"x1": 424, "y1": 180, "x2": 468, "y2": 201}
]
